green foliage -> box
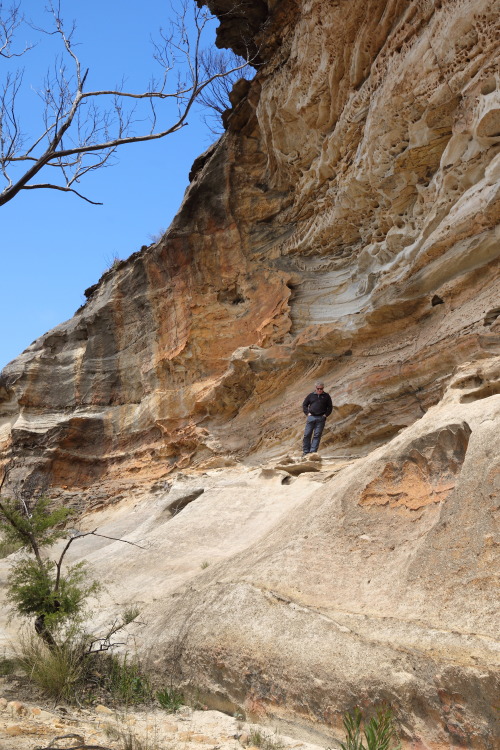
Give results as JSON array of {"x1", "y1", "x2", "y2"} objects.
[
  {"x1": 101, "y1": 653, "x2": 153, "y2": 705},
  {"x1": 339, "y1": 708, "x2": 400, "y2": 750},
  {"x1": 7, "y1": 556, "x2": 100, "y2": 628},
  {"x1": 156, "y1": 685, "x2": 184, "y2": 712},
  {"x1": 0, "y1": 495, "x2": 151, "y2": 709},
  {"x1": 0, "y1": 496, "x2": 71, "y2": 549},
  {"x1": 0, "y1": 495, "x2": 100, "y2": 639},
  {"x1": 0, "y1": 655, "x2": 18, "y2": 676},
  {"x1": 340, "y1": 708, "x2": 364, "y2": 750},
  {"x1": 0, "y1": 536, "x2": 22, "y2": 558},
  {"x1": 13, "y1": 625, "x2": 156, "y2": 706},
  {"x1": 364, "y1": 710, "x2": 399, "y2": 750}
]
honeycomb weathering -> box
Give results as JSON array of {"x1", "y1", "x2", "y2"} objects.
[{"x1": 1, "y1": 1, "x2": 499, "y2": 747}]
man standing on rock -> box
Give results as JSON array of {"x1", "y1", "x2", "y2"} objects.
[{"x1": 302, "y1": 381, "x2": 333, "y2": 456}]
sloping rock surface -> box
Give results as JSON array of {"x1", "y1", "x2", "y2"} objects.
[{"x1": 1, "y1": 1, "x2": 499, "y2": 748}]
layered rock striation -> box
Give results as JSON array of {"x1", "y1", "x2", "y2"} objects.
[{"x1": 0, "y1": 0, "x2": 499, "y2": 747}]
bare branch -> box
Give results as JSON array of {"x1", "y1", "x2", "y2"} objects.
[
  {"x1": 85, "y1": 621, "x2": 129, "y2": 655},
  {"x1": 198, "y1": 47, "x2": 252, "y2": 134},
  {"x1": 22, "y1": 183, "x2": 104, "y2": 204},
  {"x1": 0, "y1": 0, "x2": 257, "y2": 206},
  {"x1": 87, "y1": 529, "x2": 146, "y2": 549},
  {"x1": 0, "y1": 1, "x2": 34, "y2": 58},
  {"x1": 34, "y1": 739, "x2": 112, "y2": 750},
  {"x1": 54, "y1": 528, "x2": 145, "y2": 592}
]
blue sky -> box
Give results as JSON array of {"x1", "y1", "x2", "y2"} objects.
[{"x1": 1, "y1": 1, "x2": 224, "y2": 370}]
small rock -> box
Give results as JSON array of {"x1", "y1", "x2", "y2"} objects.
[
  {"x1": 239, "y1": 732, "x2": 250, "y2": 744},
  {"x1": 95, "y1": 704, "x2": 114, "y2": 715},
  {"x1": 45, "y1": 733, "x2": 85, "y2": 746},
  {"x1": 179, "y1": 731, "x2": 194, "y2": 740},
  {"x1": 163, "y1": 721, "x2": 178, "y2": 732},
  {"x1": 0, "y1": 697, "x2": 8, "y2": 710},
  {"x1": 69, "y1": 734, "x2": 86, "y2": 745},
  {"x1": 274, "y1": 461, "x2": 320, "y2": 475},
  {"x1": 6, "y1": 724, "x2": 25, "y2": 736},
  {"x1": 7, "y1": 700, "x2": 26, "y2": 715},
  {"x1": 191, "y1": 735, "x2": 217, "y2": 743},
  {"x1": 35, "y1": 708, "x2": 57, "y2": 721}
]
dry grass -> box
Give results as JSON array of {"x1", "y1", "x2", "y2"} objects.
[
  {"x1": 15, "y1": 632, "x2": 87, "y2": 702},
  {"x1": 247, "y1": 728, "x2": 285, "y2": 750}
]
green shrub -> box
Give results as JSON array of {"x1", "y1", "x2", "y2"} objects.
[
  {"x1": 99, "y1": 653, "x2": 153, "y2": 705},
  {"x1": 15, "y1": 631, "x2": 157, "y2": 707},
  {"x1": 156, "y1": 685, "x2": 184, "y2": 712},
  {"x1": 0, "y1": 496, "x2": 100, "y2": 646},
  {"x1": 340, "y1": 708, "x2": 400, "y2": 750},
  {"x1": 7, "y1": 557, "x2": 99, "y2": 629},
  {"x1": 0, "y1": 655, "x2": 18, "y2": 676},
  {"x1": 0, "y1": 495, "x2": 148, "y2": 705}
]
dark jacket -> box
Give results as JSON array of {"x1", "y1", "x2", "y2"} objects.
[{"x1": 302, "y1": 391, "x2": 333, "y2": 417}]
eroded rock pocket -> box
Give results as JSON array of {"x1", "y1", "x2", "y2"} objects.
[
  {"x1": 163, "y1": 488, "x2": 205, "y2": 517},
  {"x1": 359, "y1": 422, "x2": 471, "y2": 510}
]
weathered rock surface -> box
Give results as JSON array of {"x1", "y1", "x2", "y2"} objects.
[{"x1": 1, "y1": 0, "x2": 499, "y2": 748}]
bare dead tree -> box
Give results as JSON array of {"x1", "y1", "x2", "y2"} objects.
[
  {"x1": 197, "y1": 47, "x2": 252, "y2": 135},
  {"x1": 0, "y1": 0, "x2": 253, "y2": 207}
]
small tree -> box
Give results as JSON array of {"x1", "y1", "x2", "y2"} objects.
[
  {"x1": 0, "y1": 493, "x2": 144, "y2": 650},
  {"x1": 0, "y1": 496, "x2": 99, "y2": 647}
]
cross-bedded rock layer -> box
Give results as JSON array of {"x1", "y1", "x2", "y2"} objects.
[{"x1": 0, "y1": 1, "x2": 499, "y2": 747}]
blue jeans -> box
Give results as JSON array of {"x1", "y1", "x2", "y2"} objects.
[{"x1": 303, "y1": 415, "x2": 326, "y2": 454}]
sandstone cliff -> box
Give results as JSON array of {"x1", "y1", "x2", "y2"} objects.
[{"x1": 1, "y1": 1, "x2": 499, "y2": 748}]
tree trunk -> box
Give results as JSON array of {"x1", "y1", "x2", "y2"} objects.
[{"x1": 35, "y1": 614, "x2": 57, "y2": 650}]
